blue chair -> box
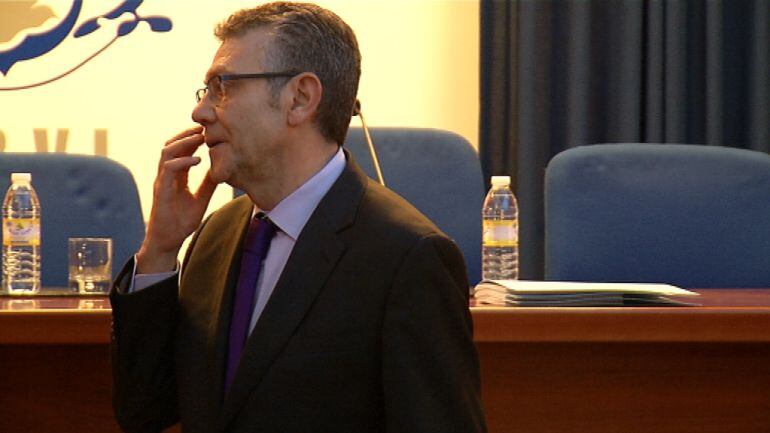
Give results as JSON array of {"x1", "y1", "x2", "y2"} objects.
[
  {"x1": 545, "y1": 144, "x2": 770, "y2": 288},
  {"x1": 345, "y1": 127, "x2": 485, "y2": 284},
  {"x1": 0, "y1": 154, "x2": 145, "y2": 288}
]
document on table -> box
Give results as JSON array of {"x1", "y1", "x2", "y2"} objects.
[{"x1": 473, "y1": 280, "x2": 701, "y2": 307}]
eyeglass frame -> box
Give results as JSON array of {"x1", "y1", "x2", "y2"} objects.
[{"x1": 195, "y1": 71, "x2": 301, "y2": 103}]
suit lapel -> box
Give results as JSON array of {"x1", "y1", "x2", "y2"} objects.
[{"x1": 216, "y1": 152, "x2": 366, "y2": 431}]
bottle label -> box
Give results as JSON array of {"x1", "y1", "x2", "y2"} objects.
[
  {"x1": 3, "y1": 218, "x2": 40, "y2": 246},
  {"x1": 483, "y1": 220, "x2": 518, "y2": 247}
]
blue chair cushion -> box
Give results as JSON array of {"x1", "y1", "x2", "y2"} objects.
[{"x1": 545, "y1": 144, "x2": 770, "y2": 288}]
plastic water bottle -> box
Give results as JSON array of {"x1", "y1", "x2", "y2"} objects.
[
  {"x1": 482, "y1": 176, "x2": 518, "y2": 280},
  {"x1": 3, "y1": 173, "x2": 41, "y2": 294}
]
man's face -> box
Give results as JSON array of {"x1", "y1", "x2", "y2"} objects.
[{"x1": 192, "y1": 28, "x2": 287, "y2": 189}]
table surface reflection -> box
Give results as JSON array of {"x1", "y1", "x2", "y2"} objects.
[
  {"x1": 0, "y1": 288, "x2": 111, "y2": 344},
  {"x1": 0, "y1": 296, "x2": 110, "y2": 311}
]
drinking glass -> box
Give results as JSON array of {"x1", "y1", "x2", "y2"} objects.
[{"x1": 68, "y1": 238, "x2": 112, "y2": 294}]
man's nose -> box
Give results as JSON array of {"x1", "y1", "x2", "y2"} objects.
[{"x1": 192, "y1": 97, "x2": 216, "y2": 126}]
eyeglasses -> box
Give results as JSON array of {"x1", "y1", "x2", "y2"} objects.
[{"x1": 195, "y1": 72, "x2": 300, "y2": 103}]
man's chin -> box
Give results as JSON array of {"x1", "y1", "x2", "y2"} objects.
[{"x1": 207, "y1": 165, "x2": 230, "y2": 185}]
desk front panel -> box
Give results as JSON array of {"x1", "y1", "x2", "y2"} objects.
[{"x1": 480, "y1": 342, "x2": 770, "y2": 432}]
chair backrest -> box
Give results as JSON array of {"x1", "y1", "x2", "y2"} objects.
[
  {"x1": 345, "y1": 127, "x2": 485, "y2": 284},
  {"x1": 0, "y1": 153, "x2": 145, "y2": 287},
  {"x1": 545, "y1": 144, "x2": 770, "y2": 288}
]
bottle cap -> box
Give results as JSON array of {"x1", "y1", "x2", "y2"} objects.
[
  {"x1": 490, "y1": 176, "x2": 510, "y2": 186},
  {"x1": 11, "y1": 173, "x2": 31, "y2": 182}
]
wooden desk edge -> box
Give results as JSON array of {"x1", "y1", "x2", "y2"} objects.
[
  {"x1": 0, "y1": 311, "x2": 111, "y2": 344},
  {"x1": 3, "y1": 303, "x2": 770, "y2": 345},
  {"x1": 471, "y1": 307, "x2": 770, "y2": 343}
]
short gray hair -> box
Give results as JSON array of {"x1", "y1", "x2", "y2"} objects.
[{"x1": 215, "y1": 2, "x2": 361, "y2": 145}]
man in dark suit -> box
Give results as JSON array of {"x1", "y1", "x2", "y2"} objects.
[{"x1": 110, "y1": 3, "x2": 486, "y2": 433}]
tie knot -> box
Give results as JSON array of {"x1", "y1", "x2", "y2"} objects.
[{"x1": 243, "y1": 214, "x2": 277, "y2": 253}]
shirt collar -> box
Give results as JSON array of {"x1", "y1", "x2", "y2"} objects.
[{"x1": 257, "y1": 147, "x2": 346, "y2": 240}]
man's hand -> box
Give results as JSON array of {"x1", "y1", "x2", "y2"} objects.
[{"x1": 136, "y1": 126, "x2": 218, "y2": 273}]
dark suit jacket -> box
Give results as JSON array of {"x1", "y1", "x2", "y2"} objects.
[{"x1": 111, "y1": 154, "x2": 487, "y2": 433}]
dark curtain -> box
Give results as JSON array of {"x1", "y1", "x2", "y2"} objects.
[{"x1": 480, "y1": 0, "x2": 770, "y2": 279}]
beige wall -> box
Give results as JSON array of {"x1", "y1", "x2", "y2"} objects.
[{"x1": 0, "y1": 0, "x2": 479, "y2": 227}]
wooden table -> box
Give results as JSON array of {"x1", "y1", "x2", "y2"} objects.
[{"x1": 1, "y1": 290, "x2": 769, "y2": 432}]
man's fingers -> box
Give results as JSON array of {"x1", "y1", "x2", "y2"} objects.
[
  {"x1": 158, "y1": 156, "x2": 202, "y2": 190},
  {"x1": 194, "y1": 170, "x2": 218, "y2": 206},
  {"x1": 165, "y1": 125, "x2": 203, "y2": 145},
  {"x1": 158, "y1": 133, "x2": 205, "y2": 170}
]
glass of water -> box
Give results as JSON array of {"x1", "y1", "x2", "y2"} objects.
[{"x1": 68, "y1": 238, "x2": 112, "y2": 294}]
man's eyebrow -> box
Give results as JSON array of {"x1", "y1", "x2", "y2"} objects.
[{"x1": 203, "y1": 67, "x2": 233, "y2": 84}]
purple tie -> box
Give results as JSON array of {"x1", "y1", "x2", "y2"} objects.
[{"x1": 225, "y1": 214, "x2": 277, "y2": 393}]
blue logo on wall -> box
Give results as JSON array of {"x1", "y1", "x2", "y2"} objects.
[{"x1": 0, "y1": 0, "x2": 172, "y2": 90}]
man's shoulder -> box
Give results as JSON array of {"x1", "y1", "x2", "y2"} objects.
[
  {"x1": 317, "y1": 155, "x2": 449, "y2": 244},
  {"x1": 349, "y1": 178, "x2": 468, "y2": 287},
  {"x1": 356, "y1": 178, "x2": 447, "y2": 242}
]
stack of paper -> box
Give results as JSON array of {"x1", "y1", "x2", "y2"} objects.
[{"x1": 473, "y1": 280, "x2": 700, "y2": 307}]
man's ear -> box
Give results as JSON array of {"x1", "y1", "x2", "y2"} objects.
[{"x1": 286, "y1": 72, "x2": 322, "y2": 126}]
